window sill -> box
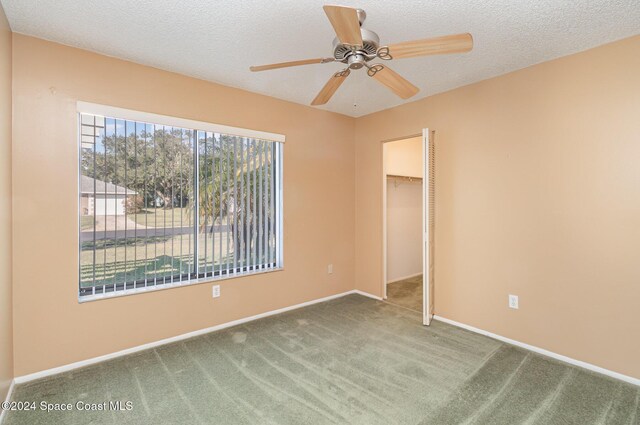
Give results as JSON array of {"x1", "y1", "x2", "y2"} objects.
[{"x1": 78, "y1": 266, "x2": 284, "y2": 303}]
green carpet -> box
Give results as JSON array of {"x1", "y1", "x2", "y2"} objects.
[
  {"x1": 386, "y1": 275, "x2": 423, "y2": 312},
  {"x1": 4, "y1": 295, "x2": 638, "y2": 424}
]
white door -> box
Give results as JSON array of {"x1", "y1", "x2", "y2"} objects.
[{"x1": 422, "y1": 129, "x2": 433, "y2": 326}]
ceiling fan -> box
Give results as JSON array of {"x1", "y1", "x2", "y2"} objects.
[{"x1": 250, "y1": 5, "x2": 473, "y2": 106}]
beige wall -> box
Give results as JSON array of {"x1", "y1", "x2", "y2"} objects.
[
  {"x1": 384, "y1": 136, "x2": 422, "y2": 178},
  {"x1": 0, "y1": 2, "x2": 12, "y2": 401},
  {"x1": 355, "y1": 35, "x2": 640, "y2": 379},
  {"x1": 12, "y1": 34, "x2": 355, "y2": 376}
]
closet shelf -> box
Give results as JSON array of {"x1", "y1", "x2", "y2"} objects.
[{"x1": 387, "y1": 174, "x2": 422, "y2": 182}]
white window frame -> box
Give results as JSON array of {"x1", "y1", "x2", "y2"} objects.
[{"x1": 77, "y1": 102, "x2": 285, "y2": 302}]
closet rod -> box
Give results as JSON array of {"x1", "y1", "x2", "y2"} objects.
[{"x1": 387, "y1": 174, "x2": 423, "y2": 182}]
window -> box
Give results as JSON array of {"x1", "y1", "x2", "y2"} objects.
[{"x1": 79, "y1": 104, "x2": 283, "y2": 300}]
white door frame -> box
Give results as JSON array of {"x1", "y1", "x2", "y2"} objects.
[
  {"x1": 422, "y1": 129, "x2": 432, "y2": 326},
  {"x1": 381, "y1": 130, "x2": 432, "y2": 325}
]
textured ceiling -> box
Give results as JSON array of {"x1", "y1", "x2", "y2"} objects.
[{"x1": 2, "y1": 0, "x2": 640, "y2": 117}]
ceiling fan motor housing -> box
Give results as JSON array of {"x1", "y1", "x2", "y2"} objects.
[{"x1": 332, "y1": 28, "x2": 380, "y2": 65}]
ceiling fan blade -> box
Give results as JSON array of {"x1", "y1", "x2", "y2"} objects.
[
  {"x1": 323, "y1": 5, "x2": 363, "y2": 47},
  {"x1": 311, "y1": 69, "x2": 350, "y2": 105},
  {"x1": 387, "y1": 33, "x2": 473, "y2": 59},
  {"x1": 250, "y1": 58, "x2": 334, "y2": 72},
  {"x1": 369, "y1": 65, "x2": 419, "y2": 99}
]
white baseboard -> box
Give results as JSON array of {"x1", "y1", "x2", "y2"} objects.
[
  {"x1": 386, "y1": 273, "x2": 422, "y2": 284},
  {"x1": 433, "y1": 315, "x2": 640, "y2": 387},
  {"x1": 0, "y1": 379, "x2": 15, "y2": 425},
  {"x1": 14, "y1": 290, "x2": 364, "y2": 385},
  {"x1": 352, "y1": 289, "x2": 384, "y2": 300},
  {"x1": 22, "y1": 291, "x2": 633, "y2": 391}
]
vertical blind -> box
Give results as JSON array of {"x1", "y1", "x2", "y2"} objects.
[{"x1": 79, "y1": 112, "x2": 283, "y2": 298}]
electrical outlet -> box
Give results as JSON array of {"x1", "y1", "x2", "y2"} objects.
[
  {"x1": 508, "y1": 294, "x2": 519, "y2": 309},
  {"x1": 212, "y1": 285, "x2": 221, "y2": 298},
  {"x1": 328, "y1": 264, "x2": 333, "y2": 274}
]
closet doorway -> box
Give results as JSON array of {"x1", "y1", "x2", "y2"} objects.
[{"x1": 382, "y1": 130, "x2": 433, "y2": 325}]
